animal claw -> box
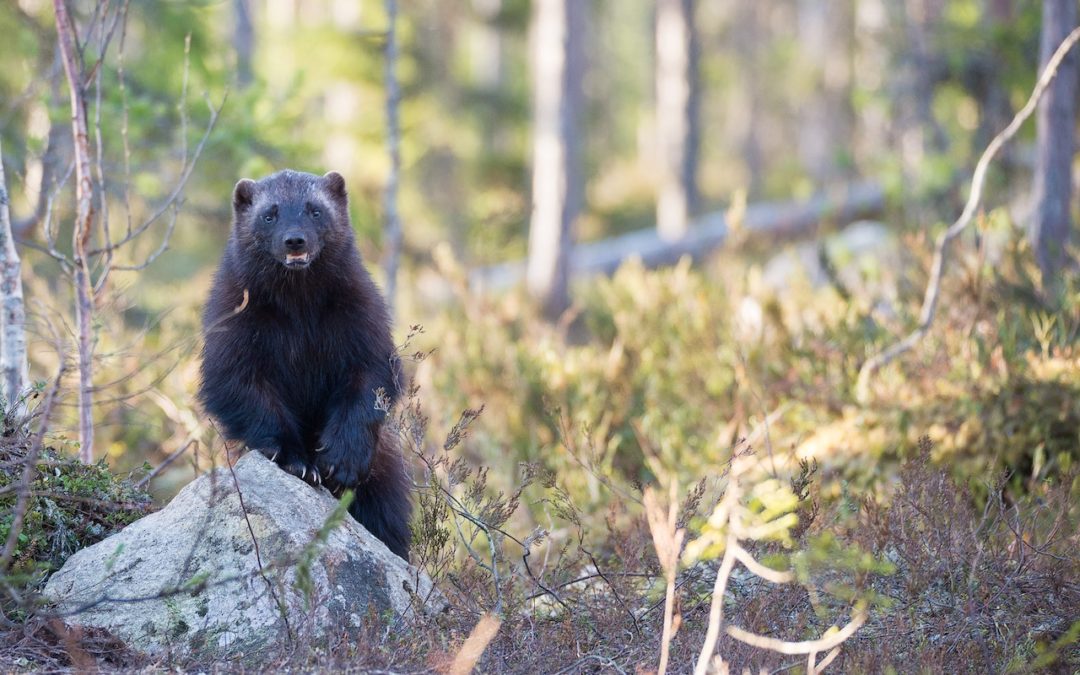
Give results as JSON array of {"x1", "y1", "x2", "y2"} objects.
[
  {"x1": 301, "y1": 466, "x2": 307, "y2": 479},
  {"x1": 315, "y1": 445, "x2": 326, "y2": 453},
  {"x1": 270, "y1": 451, "x2": 279, "y2": 462}
]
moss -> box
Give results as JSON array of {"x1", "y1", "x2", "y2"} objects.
[{"x1": 0, "y1": 427, "x2": 154, "y2": 616}]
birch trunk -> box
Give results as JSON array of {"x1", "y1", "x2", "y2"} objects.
[
  {"x1": 55, "y1": 0, "x2": 97, "y2": 463},
  {"x1": 0, "y1": 138, "x2": 29, "y2": 413},
  {"x1": 655, "y1": 0, "x2": 699, "y2": 242}
]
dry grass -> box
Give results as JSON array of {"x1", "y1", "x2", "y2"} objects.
[{"x1": 3, "y1": 434, "x2": 1073, "y2": 674}]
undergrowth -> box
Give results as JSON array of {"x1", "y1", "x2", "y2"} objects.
[
  {"x1": 2, "y1": 220, "x2": 1079, "y2": 672},
  {"x1": 0, "y1": 403, "x2": 153, "y2": 622}
]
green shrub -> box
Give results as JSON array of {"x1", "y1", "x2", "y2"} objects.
[{"x1": 0, "y1": 424, "x2": 153, "y2": 617}]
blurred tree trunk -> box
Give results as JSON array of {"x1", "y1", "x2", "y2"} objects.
[
  {"x1": 415, "y1": 0, "x2": 469, "y2": 259},
  {"x1": 1030, "y1": 0, "x2": 1079, "y2": 286},
  {"x1": 233, "y1": 0, "x2": 254, "y2": 88},
  {"x1": 0, "y1": 138, "x2": 29, "y2": 412},
  {"x1": 735, "y1": 0, "x2": 764, "y2": 197},
  {"x1": 989, "y1": 0, "x2": 1013, "y2": 21},
  {"x1": 885, "y1": 0, "x2": 946, "y2": 225},
  {"x1": 904, "y1": 0, "x2": 945, "y2": 154},
  {"x1": 885, "y1": 0, "x2": 947, "y2": 175},
  {"x1": 655, "y1": 0, "x2": 699, "y2": 242},
  {"x1": 527, "y1": 0, "x2": 583, "y2": 319},
  {"x1": 797, "y1": 0, "x2": 853, "y2": 187},
  {"x1": 383, "y1": 0, "x2": 403, "y2": 317},
  {"x1": 470, "y1": 0, "x2": 507, "y2": 185},
  {"x1": 470, "y1": 0, "x2": 504, "y2": 91},
  {"x1": 971, "y1": 5, "x2": 1015, "y2": 152}
]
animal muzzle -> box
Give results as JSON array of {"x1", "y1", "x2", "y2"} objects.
[{"x1": 283, "y1": 231, "x2": 311, "y2": 267}]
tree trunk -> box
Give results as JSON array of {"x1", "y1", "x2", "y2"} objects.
[
  {"x1": 382, "y1": 0, "x2": 403, "y2": 318},
  {"x1": 526, "y1": 0, "x2": 584, "y2": 319},
  {"x1": 735, "y1": 0, "x2": 764, "y2": 197},
  {"x1": 474, "y1": 182, "x2": 885, "y2": 292},
  {"x1": 469, "y1": 0, "x2": 504, "y2": 90},
  {"x1": 0, "y1": 138, "x2": 29, "y2": 413},
  {"x1": 896, "y1": 0, "x2": 946, "y2": 184},
  {"x1": 54, "y1": 0, "x2": 97, "y2": 463},
  {"x1": 233, "y1": 0, "x2": 254, "y2": 89},
  {"x1": 797, "y1": 0, "x2": 853, "y2": 187},
  {"x1": 655, "y1": 0, "x2": 699, "y2": 242},
  {"x1": 1030, "y1": 0, "x2": 1079, "y2": 286}
]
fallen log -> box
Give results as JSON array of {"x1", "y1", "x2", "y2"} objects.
[{"x1": 470, "y1": 181, "x2": 885, "y2": 292}]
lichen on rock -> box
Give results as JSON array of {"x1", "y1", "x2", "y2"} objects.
[{"x1": 43, "y1": 451, "x2": 442, "y2": 661}]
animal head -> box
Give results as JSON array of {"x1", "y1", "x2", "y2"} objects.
[{"x1": 231, "y1": 169, "x2": 351, "y2": 271}]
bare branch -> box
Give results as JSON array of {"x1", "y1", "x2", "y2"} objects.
[
  {"x1": 732, "y1": 544, "x2": 795, "y2": 584},
  {"x1": 689, "y1": 447, "x2": 864, "y2": 672},
  {"x1": 108, "y1": 202, "x2": 180, "y2": 273},
  {"x1": 91, "y1": 0, "x2": 128, "y2": 281},
  {"x1": 693, "y1": 528, "x2": 738, "y2": 675},
  {"x1": 134, "y1": 439, "x2": 197, "y2": 490},
  {"x1": 812, "y1": 645, "x2": 842, "y2": 673},
  {"x1": 88, "y1": 47, "x2": 225, "y2": 260},
  {"x1": 855, "y1": 26, "x2": 1080, "y2": 401},
  {"x1": 725, "y1": 609, "x2": 868, "y2": 656},
  {"x1": 38, "y1": 161, "x2": 75, "y2": 267},
  {"x1": 12, "y1": 65, "x2": 67, "y2": 239}
]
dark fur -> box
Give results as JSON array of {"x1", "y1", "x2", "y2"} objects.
[{"x1": 198, "y1": 169, "x2": 411, "y2": 559}]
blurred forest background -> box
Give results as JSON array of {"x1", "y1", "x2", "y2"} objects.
[{"x1": 2, "y1": 0, "x2": 1080, "y2": 671}]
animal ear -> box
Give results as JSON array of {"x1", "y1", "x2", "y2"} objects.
[
  {"x1": 322, "y1": 171, "x2": 347, "y2": 203},
  {"x1": 233, "y1": 179, "x2": 256, "y2": 212}
]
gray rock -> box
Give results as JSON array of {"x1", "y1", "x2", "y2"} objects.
[
  {"x1": 762, "y1": 220, "x2": 900, "y2": 305},
  {"x1": 751, "y1": 220, "x2": 903, "y2": 340},
  {"x1": 43, "y1": 451, "x2": 442, "y2": 662}
]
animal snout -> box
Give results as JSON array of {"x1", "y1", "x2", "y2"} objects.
[{"x1": 284, "y1": 232, "x2": 307, "y2": 251}]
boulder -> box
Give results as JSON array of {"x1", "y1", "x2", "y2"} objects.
[
  {"x1": 762, "y1": 220, "x2": 899, "y2": 298},
  {"x1": 43, "y1": 451, "x2": 442, "y2": 662}
]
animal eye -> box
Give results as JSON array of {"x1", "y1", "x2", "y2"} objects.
[
  {"x1": 311, "y1": 209, "x2": 321, "y2": 219},
  {"x1": 263, "y1": 213, "x2": 275, "y2": 223}
]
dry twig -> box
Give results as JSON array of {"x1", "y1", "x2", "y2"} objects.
[
  {"x1": 643, "y1": 482, "x2": 685, "y2": 675},
  {"x1": 448, "y1": 613, "x2": 501, "y2": 675},
  {"x1": 692, "y1": 452, "x2": 863, "y2": 674}
]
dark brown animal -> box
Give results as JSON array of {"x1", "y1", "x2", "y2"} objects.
[{"x1": 198, "y1": 169, "x2": 410, "y2": 559}]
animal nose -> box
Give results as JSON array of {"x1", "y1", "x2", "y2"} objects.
[{"x1": 285, "y1": 233, "x2": 307, "y2": 251}]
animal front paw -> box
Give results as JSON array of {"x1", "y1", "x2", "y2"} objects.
[
  {"x1": 314, "y1": 424, "x2": 375, "y2": 489},
  {"x1": 254, "y1": 446, "x2": 322, "y2": 487}
]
